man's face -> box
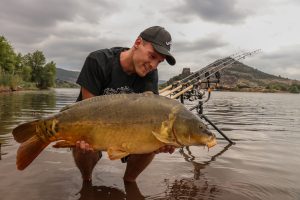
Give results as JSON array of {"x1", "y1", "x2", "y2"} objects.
[{"x1": 132, "y1": 38, "x2": 165, "y2": 77}]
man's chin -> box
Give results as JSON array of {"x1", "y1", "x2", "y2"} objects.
[
  {"x1": 137, "y1": 70, "x2": 147, "y2": 77},
  {"x1": 139, "y1": 73, "x2": 147, "y2": 77}
]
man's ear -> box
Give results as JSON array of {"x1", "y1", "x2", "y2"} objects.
[{"x1": 134, "y1": 37, "x2": 143, "y2": 48}]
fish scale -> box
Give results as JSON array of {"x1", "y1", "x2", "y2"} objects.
[{"x1": 59, "y1": 93, "x2": 174, "y2": 123}]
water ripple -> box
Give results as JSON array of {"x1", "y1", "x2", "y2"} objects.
[{"x1": 1, "y1": 90, "x2": 300, "y2": 200}]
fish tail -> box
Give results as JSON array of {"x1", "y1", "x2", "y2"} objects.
[
  {"x1": 16, "y1": 135, "x2": 50, "y2": 170},
  {"x1": 13, "y1": 118, "x2": 59, "y2": 170},
  {"x1": 12, "y1": 120, "x2": 40, "y2": 143}
]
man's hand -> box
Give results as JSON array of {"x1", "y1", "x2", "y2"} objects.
[
  {"x1": 72, "y1": 141, "x2": 101, "y2": 181},
  {"x1": 154, "y1": 145, "x2": 176, "y2": 154},
  {"x1": 75, "y1": 140, "x2": 94, "y2": 153}
]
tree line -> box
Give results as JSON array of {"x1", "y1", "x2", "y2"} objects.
[{"x1": 0, "y1": 36, "x2": 56, "y2": 91}]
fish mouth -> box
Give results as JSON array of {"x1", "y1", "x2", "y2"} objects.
[
  {"x1": 204, "y1": 130, "x2": 217, "y2": 148},
  {"x1": 207, "y1": 136, "x2": 217, "y2": 148}
]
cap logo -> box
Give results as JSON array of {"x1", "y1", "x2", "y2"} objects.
[{"x1": 166, "y1": 41, "x2": 172, "y2": 46}]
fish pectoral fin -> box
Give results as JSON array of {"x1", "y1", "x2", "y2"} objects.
[
  {"x1": 152, "y1": 106, "x2": 181, "y2": 145},
  {"x1": 107, "y1": 146, "x2": 130, "y2": 160},
  {"x1": 152, "y1": 131, "x2": 178, "y2": 146},
  {"x1": 53, "y1": 140, "x2": 75, "y2": 148}
]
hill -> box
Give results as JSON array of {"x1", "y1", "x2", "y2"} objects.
[
  {"x1": 56, "y1": 68, "x2": 80, "y2": 83},
  {"x1": 55, "y1": 68, "x2": 80, "y2": 88},
  {"x1": 160, "y1": 60, "x2": 300, "y2": 93},
  {"x1": 220, "y1": 61, "x2": 300, "y2": 93}
]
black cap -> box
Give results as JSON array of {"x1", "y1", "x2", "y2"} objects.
[{"x1": 140, "y1": 26, "x2": 176, "y2": 65}]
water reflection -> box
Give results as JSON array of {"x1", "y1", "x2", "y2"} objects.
[
  {"x1": 156, "y1": 144, "x2": 233, "y2": 200},
  {"x1": 78, "y1": 180, "x2": 144, "y2": 200},
  {"x1": 180, "y1": 144, "x2": 232, "y2": 180},
  {"x1": 0, "y1": 91, "x2": 56, "y2": 118},
  {"x1": 1, "y1": 90, "x2": 299, "y2": 200},
  {"x1": 76, "y1": 145, "x2": 233, "y2": 200},
  {"x1": 162, "y1": 178, "x2": 220, "y2": 200},
  {"x1": 0, "y1": 91, "x2": 57, "y2": 145},
  {"x1": 0, "y1": 140, "x2": 8, "y2": 160}
]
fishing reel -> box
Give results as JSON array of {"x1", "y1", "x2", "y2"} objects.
[
  {"x1": 180, "y1": 70, "x2": 221, "y2": 102},
  {"x1": 203, "y1": 71, "x2": 221, "y2": 89},
  {"x1": 196, "y1": 71, "x2": 221, "y2": 100},
  {"x1": 181, "y1": 84, "x2": 201, "y2": 101}
]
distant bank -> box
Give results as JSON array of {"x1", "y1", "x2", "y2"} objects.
[
  {"x1": 55, "y1": 68, "x2": 80, "y2": 88},
  {"x1": 2, "y1": 62, "x2": 300, "y2": 94},
  {"x1": 56, "y1": 62, "x2": 300, "y2": 93},
  {"x1": 159, "y1": 61, "x2": 300, "y2": 94}
]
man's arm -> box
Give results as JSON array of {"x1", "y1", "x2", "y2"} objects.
[
  {"x1": 81, "y1": 87, "x2": 96, "y2": 99},
  {"x1": 73, "y1": 87, "x2": 101, "y2": 181}
]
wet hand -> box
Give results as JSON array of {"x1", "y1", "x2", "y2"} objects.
[
  {"x1": 154, "y1": 145, "x2": 176, "y2": 154},
  {"x1": 75, "y1": 140, "x2": 94, "y2": 154},
  {"x1": 72, "y1": 141, "x2": 101, "y2": 182}
]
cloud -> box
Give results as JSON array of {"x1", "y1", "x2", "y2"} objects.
[
  {"x1": 1, "y1": 0, "x2": 300, "y2": 81},
  {"x1": 174, "y1": 36, "x2": 228, "y2": 52},
  {"x1": 244, "y1": 44, "x2": 300, "y2": 80},
  {"x1": 1, "y1": 0, "x2": 123, "y2": 69},
  {"x1": 167, "y1": 0, "x2": 252, "y2": 24},
  {"x1": 0, "y1": 0, "x2": 119, "y2": 44},
  {"x1": 42, "y1": 36, "x2": 128, "y2": 69},
  {"x1": 0, "y1": 0, "x2": 118, "y2": 26},
  {"x1": 156, "y1": 35, "x2": 229, "y2": 80}
]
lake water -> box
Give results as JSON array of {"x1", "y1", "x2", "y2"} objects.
[{"x1": 0, "y1": 89, "x2": 299, "y2": 200}]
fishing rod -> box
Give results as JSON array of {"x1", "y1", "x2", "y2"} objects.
[
  {"x1": 159, "y1": 49, "x2": 261, "y2": 98},
  {"x1": 179, "y1": 50, "x2": 253, "y2": 84},
  {"x1": 170, "y1": 49, "x2": 257, "y2": 86},
  {"x1": 159, "y1": 49, "x2": 261, "y2": 144}
]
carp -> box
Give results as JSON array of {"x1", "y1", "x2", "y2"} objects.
[{"x1": 12, "y1": 93, "x2": 217, "y2": 170}]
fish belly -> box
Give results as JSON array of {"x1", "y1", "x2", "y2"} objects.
[{"x1": 56, "y1": 121, "x2": 165, "y2": 154}]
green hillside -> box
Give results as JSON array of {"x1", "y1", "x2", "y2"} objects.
[{"x1": 55, "y1": 68, "x2": 79, "y2": 88}]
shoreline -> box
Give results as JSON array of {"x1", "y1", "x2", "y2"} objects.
[
  {"x1": 0, "y1": 86, "x2": 80, "y2": 94},
  {"x1": 218, "y1": 88, "x2": 295, "y2": 93},
  {"x1": 0, "y1": 86, "x2": 39, "y2": 94},
  {"x1": 0, "y1": 86, "x2": 12, "y2": 93},
  {"x1": 1, "y1": 86, "x2": 298, "y2": 95}
]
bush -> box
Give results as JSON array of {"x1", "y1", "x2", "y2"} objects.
[
  {"x1": 9, "y1": 74, "x2": 22, "y2": 90},
  {"x1": 289, "y1": 85, "x2": 300, "y2": 93},
  {"x1": 0, "y1": 73, "x2": 22, "y2": 90},
  {"x1": 0, "y1": 73, "x2": 10, "y2": 86},
  {"x1": 266, "y1": 83, "x2": 289, "y2": 91}
]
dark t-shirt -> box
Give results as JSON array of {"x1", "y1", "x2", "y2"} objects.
[{"x1": 76, "y1": 47, "x2": 159, "y2": 101}]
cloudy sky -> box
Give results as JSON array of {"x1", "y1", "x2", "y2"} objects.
[{"x1": 1, "y1": 0, "x2": 300, "y2": 80}]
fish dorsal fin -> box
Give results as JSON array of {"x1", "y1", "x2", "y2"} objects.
[{"x1": 152, "y1": 106, "x2": 180, "y2": 146}]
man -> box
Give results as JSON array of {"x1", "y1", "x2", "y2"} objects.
[{"x1": 74, "y1": 26, "x2": 176, "y2": 183}]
